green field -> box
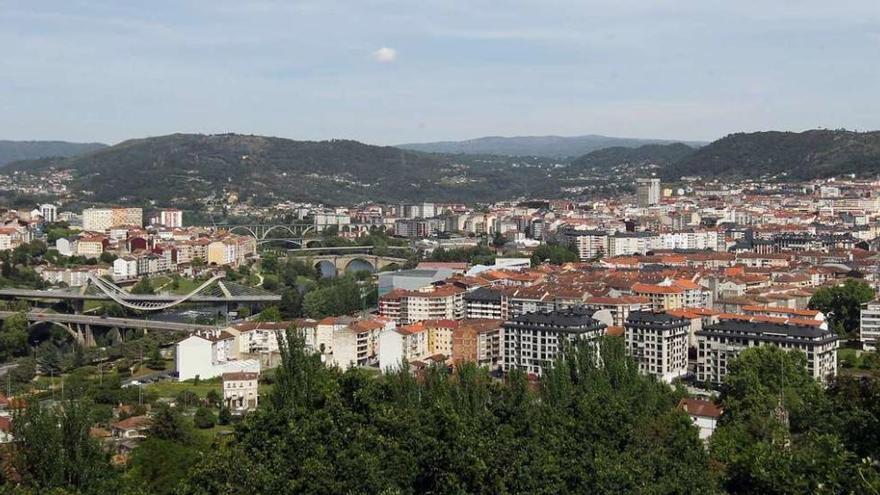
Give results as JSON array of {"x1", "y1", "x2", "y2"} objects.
[{"x1": 146, "y1": 379, "x2": 223, "y2": 399}]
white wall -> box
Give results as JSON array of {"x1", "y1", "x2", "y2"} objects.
[{"x1": 378, "y1": 329, "x2": 404, "y2": 372}]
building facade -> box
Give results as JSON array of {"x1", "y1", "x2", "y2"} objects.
[
  {"x1": 625, "y1": 311, "x2": 689, "y2": 383},
  {"x1": 695, "y1": 317, "x2": 838, "y2": 386},
  {"x1": 502, "y1": 307, "x2": 607, "y2": 376}
]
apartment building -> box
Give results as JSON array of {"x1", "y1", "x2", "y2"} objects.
[
  {"x1": 502, "y1": 307, "x2": 607, "y2": 376},
  {"x1": 82, "y1": 207, "x2": 143, "y2": 231},
  {"x1": 695, "y1": 316, "x2": 838, "y2": 386},
  {"x1": 624, "y1": 311, "x2": 689, "y2": 383},
  {"x1": 565, "y1": 230, "x2": 608, "y2": 260},
  {"x1": 464, "y1": 287, "x2": 508, "y2": 320},
  {"x1": 451, "y1": 319, "x2": 504, "y2": 369},
  {"x1": 379, "y1": 285, "x2": 465, "y2": 324},
  {"x1": 631, "y1": 283, "x2": 684, "y2": 311},
  {"x1": 159, "y1": 209, "x2": 183, "y2": 228},
  {"x1": 860, "y1": 301, "x2": 880, "y2": 351},
  {"x1": 76, "y1": 235, "x2": 106, "y2": 257},
  {"x1": 378, "y1": 322, "x2": 430, "y2": 371},
  {"x1": 608, "y1": 231, "x2": 658, "y2": 256}
]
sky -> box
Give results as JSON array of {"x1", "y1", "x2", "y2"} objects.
[{"x1": 1, "y1": 0, "x2": 879, "y2": 145}]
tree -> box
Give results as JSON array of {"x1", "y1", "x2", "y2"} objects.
[
  {"x1": 150, "y1": 404, "x2": 190, "y2": 442},
  {"x1": 279, "y1": 287, "x2": 303, "y2": 318},
  {"x1": 10, "y1": 400, "x2": 117, "y2": 493},
  {"x1": 0, "y1": 311, "x2": 29, "y2": 361},
  {"x1": 98, "y1": 251, "x2": 117, "y2": 264},
  {"x1": 261, "y1": 274, "x2": 280, "y2": 291},
  {"x1": 808, "y1": 279, "x2": 874, "y2": 335},
  {"x1": 709, "y1": 346, "x2": 866, "y2": 494},
  {"x1": 205, "y1": 389, "x2": 221, "y2": 407},
  {"x1": 126, "y1": 438, "x2": 199, "y2": 495},
  {"x1": 218, "y1": 406, "x2": 232, "y2": 425},
  {"x1": 530, "y1": 243, "x2": 578, "y2": 266},
  {"x1": 255, "y1": 306, "x2": 282, "y2": 322},
  {"x1": 145, "y1": 346, "x2": 165, "y2": 370},
  {"x1": 180, "y1": 333, "x2": 717, "y2": 494},
  {"x1": 260, "y1": 254, "x2": 279, "y2": 274},
  {"x1": 175, "y1": 390, "x2": 199, "y2": 409},
  {"x1": 130, "y1": 277, "x2": 155, "y2": 295},
  {"x1": 193, "y1": 407, "x2": 216, "y2": 429}
]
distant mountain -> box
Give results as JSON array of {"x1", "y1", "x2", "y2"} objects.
[
  {"x1": 0, "y1": 140, "x2": 107, "y2": 167},
  {"x1": 398, "y1": 135, "x2": 706, "y2": 158},
  {"x1": 664, "y1": 130, "x2": 880, "y2": 180},
  {"x1": 4, "y1": 133, "x2": 569, "y2": 205}
]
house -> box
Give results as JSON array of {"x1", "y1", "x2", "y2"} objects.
[
  {"x1": 111, "y1": 415, "x2": 152, "y2": 439},
  {"x1": 222, "y1": 371, "x2": 260, "y2": 414},
  {"x1": 678, "y1": 398, "x2": 723, "y2": 441}
]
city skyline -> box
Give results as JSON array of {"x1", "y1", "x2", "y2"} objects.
[{"x1": 2, "y1": 1, "x2": 879, "y2": 145}]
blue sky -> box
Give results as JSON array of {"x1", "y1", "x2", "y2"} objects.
[{"x1": 1, "y1": 0, "x2": 878, "y2": 145}]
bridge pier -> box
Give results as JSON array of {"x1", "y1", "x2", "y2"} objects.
[{"x1": 84, "y1": 324, "x2": 96, "y2": 348}]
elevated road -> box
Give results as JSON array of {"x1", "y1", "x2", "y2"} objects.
[
  {"x1": 0, "y1": 311, "x2": 219, "y2": 333},
  {"x1": 0, "y1": 287, "x2": 279, "y2": 304}
]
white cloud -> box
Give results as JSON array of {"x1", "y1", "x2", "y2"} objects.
[{"x1": 372, "y1": 46, "x2": 397, "y2": 63}]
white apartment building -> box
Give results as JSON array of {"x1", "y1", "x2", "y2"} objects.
[
  {"x1": 378, "y1": 324, "x2": 429, "y2": 371},
  {"x1": 696, "y1": 317, "x2": 838, "y2": 386},
  {"x1": 502, "y1": 307, "x2": 608, "y2": 376},
  {"x1": 860, "y1": 301, "x2": 880, "y2": 351},
  {"x1": 379, "y1": 285, "x2": 465, "y2": 324},
  {"x1": 625, "y1": 311, "x2": 689, "y2": 383},
  {"x1": 608, "y1": 231, "x2": 658, "y2": 256},
  {"x1": 112, "y1": 256, "x2": 138, "y2": 279},
  {"x1": 39, "y1": 204, "x2": 57, "y2": 223},
  {"x1": 159, "y1": 209, "x2": 183, "y2": 228},
  {"x1": 82, "y1": 207, "x2": 143, "y2": 232},
  {"x1": 658, "y1": 231, "x2": 720, "y2": 251},
  {"x1": 175, "y1": 329, "x2": 260, "y2": 381},
  {"x1": 567, "y1": 230, "x2": 609, "y2": 260}
]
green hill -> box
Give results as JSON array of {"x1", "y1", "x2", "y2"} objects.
[{"x1": 664, "y1": 129, "x2": 880, "y2": 180}]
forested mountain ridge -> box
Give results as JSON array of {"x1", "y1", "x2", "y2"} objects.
[
  {"x1": 398, "y1": 134, "x2": 704, "y2": 157},
  {"x1": 0, "y1": 140, "x2": 106, "y2": 166},
  {"x1": 6, "y1": 130, "x2": 880, "y2": 206},
  {"x1": 4, "y1": 133, "x2": 568, "y2": 205},
  {"x1": 664, "y1": 129, "x2": 880, "y2": 179}
]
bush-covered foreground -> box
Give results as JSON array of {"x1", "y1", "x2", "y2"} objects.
[{"x1": 1, "y1": 332, "x2": 879, "y2": 494}]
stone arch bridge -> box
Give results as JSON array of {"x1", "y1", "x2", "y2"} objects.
[{"x1": 309, "y1": 254, "x2": 408, "y2": 274}]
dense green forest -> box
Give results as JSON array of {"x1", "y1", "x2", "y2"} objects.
[
  {"x1": 2, "y1": 332, "x2": 878, "y2": 494},
  {"x1": 665, "y1": 129, "x2": 880, "y2": 180}
]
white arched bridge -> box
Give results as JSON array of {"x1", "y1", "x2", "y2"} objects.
[
  {"x1": 225, "y1": 224, "x2": 317, "y2": 247},
  {"x1": 0, "y1": 274, "x2": 280, "y2": 312}
]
